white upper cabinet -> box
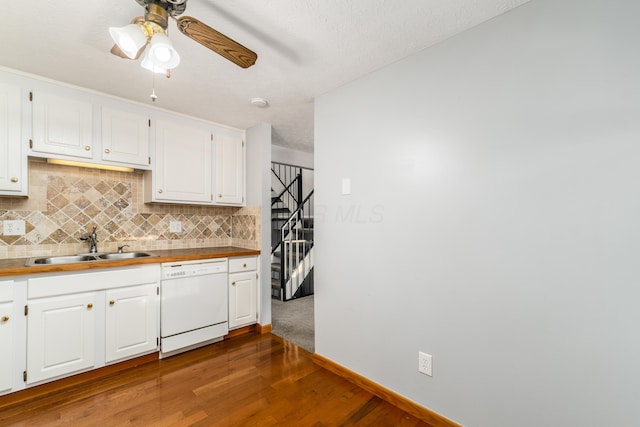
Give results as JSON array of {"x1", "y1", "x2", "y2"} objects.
[
  {"x1": 101, "y1": 106, "x2": 150, "y2": 168},
  {"x1": 146, "y1": 118, "x2": 213, "y2": 204},
  {"x1": 215, "y1": 131, "x2": 245, "y2": 205},
  {"x1": 0, "y1": 81, "x2": 26, "y2": 196},
  {"x1": 145, "y1": 121, "x2": 246, "y2": 206},
  {"x1": 31, "y1": 90, "x2": 94, "y2": 159},
  {"x1": 29, "y1": 86, "x2": 152, "y2": 170},
  {"x1": 0, "y1": 68, "x2": 247, "y2": 204}
]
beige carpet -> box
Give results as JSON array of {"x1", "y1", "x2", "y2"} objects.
[{"x1": 271, "y1": 295, "x2": 315, "y2": 353}]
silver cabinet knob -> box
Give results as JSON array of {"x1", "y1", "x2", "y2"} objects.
[
  {"x1": 158, "y1": 189, "x2": 163, "y2": 194},
  {"x1": 104, "y1": 148, "x2": 111, "y2": 154}
]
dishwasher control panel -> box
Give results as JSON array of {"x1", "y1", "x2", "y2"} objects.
[{"x1": 161, "y1": 258, "x2": 228, "y2": 279}]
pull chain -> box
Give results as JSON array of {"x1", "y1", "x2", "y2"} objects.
[{"x1": 150, "y1": 72, "x2": 158, "y2": 102}]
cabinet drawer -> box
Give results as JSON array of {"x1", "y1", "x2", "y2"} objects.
[
  {"x1": 0, "y1": 280, "x2": 13, "y2": 303},
  {"x1": 229, "y1": 256, "x2": 257, "y2": 273}
]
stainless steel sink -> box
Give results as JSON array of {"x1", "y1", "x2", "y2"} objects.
[
  {"x1": 98, "y1": 252, "x2": 152, "y2": 260},
  {"x1": 26, "y1": 255, "x2": 99, "y2": 266},
  {"x1": 25, "y1": 252, "x2": 154, "y2": 266}
]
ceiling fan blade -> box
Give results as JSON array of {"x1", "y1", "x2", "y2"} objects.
[
  {"x1": 110, "y1": 43, "x2": 146, "y2": 60},
  {"x1": 176, "y1": 16, "x2": 257, "y2": 69},
  {"x1": 110, "y1": 43, "x2": 130, "y2": 59}
]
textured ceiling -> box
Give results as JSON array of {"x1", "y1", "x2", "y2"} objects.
[{"x1": 0, "y1": 0, "x2": 530, "y2": 152}]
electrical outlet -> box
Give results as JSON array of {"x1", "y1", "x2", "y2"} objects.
[
  {"x1": 3, "y1": 220, "x2": 26, "y2": 236},
  {"x1": 418, "y1": 352, "x2": 432, "y2": 376},
  {"x1": 169, "y1": 221, "x2": 182, "y2": 233}
]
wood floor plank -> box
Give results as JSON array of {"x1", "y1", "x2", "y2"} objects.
[{"x1": 0, "y1": 333, "x2": 435, "y2": 426}]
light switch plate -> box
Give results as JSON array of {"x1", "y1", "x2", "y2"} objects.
[
  {"x1": 342, "y1": 178, "x2": 351, "y2": 195},
  {"x1": 3, "y1": 220, "x2": 26, "y2": 236}
]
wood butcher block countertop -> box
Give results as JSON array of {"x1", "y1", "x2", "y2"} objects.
[{"x1": 0, "y1": 247, "x2": 260, "y2": 278}]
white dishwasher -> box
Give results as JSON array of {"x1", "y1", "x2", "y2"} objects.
[{"x1": 160, "y1": 258, "x2": 228, "y2": 358}]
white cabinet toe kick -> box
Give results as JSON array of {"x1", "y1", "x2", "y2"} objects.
[{"x1": 159, "y1": 323, "x2": 228, "y2": 358}]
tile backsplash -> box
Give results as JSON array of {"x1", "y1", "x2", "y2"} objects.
[{"x1": 0, "y1": 159, "x2": 260, "y2": 259}]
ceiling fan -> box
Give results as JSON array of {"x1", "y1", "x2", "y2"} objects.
[{"x1": 109, "y1": 0, "x2": 257, "y2": 75}]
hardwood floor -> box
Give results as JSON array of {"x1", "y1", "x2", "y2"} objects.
[{"x1": 0, "y1": 333, "x2": 434, "y2": 426}]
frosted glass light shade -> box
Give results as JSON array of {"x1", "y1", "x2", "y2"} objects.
[
  {"x1": 146, "y1": 33, "x2": 180, "y2": 69},
  {"x1": 141, "y1": 48, "x2": 168, "y2": 74},
  {"x1": 109, "y1": 24, "x2": 148, "y2": 59}
]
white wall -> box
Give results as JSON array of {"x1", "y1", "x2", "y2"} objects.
[
  {"x1": 314, "y1": 0, "x2": 640, "y2": 426},
  {"x1": 246, "y1": 123, "x2": 272, "y2": 325},
  {"x1": 272, "y1": 144, "x2": 314, "y2": 169}
]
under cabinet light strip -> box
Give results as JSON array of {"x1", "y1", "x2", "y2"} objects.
[{"x1": 46, "y1": 158, "x2": 134, "y2": 173}]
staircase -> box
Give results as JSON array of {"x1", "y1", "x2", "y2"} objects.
[{"x1": 270, "y1": 162, "x2": 314, "y2": 301}]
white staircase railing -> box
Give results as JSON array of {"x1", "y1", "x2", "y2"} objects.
[
  {"x1": 279, "y1": 190, "x2": 314, "y2": 300},
  {"x1": 283, "y1": 241, "x2": 314, "y2": 300}
]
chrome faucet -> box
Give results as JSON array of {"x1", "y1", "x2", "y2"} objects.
[{"x1": 80, "y1": 226, "x2": 98, "y2": 253}]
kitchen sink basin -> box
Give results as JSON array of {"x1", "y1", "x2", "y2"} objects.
[
  {"x1": 25, "y1": 252, "x2": 154, "y2": 266},
  {"x1": 98, "y1": 252, "x2": 152, "y2": 260},
  {"x1": 27, "y1": 255, "x2": 99, "y2": 266}
]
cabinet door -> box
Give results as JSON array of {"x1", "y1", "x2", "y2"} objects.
[
  {"x1": 105, "y1": 284, "x2": 158, "y2": 363},
  {"x1": 101, "y1": 107, "x2": 150, "y2": 167},
  {"x1": 0, "y1": 302, "x2": 13, "y2": 393},
  {"x1": 26, "y1": 292, "x2": 96, "y2": 384},
  {"x1": 215, "y1": 133, "x2": 244, "y2": 205},
  {"x1": 31, "y1": 90, "x2": 93, "y2": 159},
  {"x1": 154, "y1": 120, "x2": 212, "y2": 203},
  {"x1": 0, "y1": 82, "x2": 24, "y2": 195},
  {"x1": 229, "y1": 271, "x2": 257, "y2": 329}
]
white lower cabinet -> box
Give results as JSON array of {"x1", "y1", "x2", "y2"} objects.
[
  {"x1": 25, "y1": 265, "x2": 160, "y2": 386},
  {"x1": 228, "y1": 256, "x2": 258, "y2": 329},
  {"x1": 5, "y1": 256, "x2": 257, "y2": 393},
  {"x1": 0, "y1": 279, "x2": 22, "y2": 396},
  {"x1": 26, "y1": 292, "x2": 96, "y2": 384},
  {"x1": 105, "y1": 284, "x2": 157, "y2": 363},
  {"x1": 0, "y1": 301, "x2": 14, "y2": 392}
]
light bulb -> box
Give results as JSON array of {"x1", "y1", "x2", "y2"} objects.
[
  {"x1": 154, "y1": 47, "x2": 171, "y2": 62},
  {"x1": 141, "y1": 50, "x2": 168, "y2": 74},
  {"x1": 147, "y1": 33, "x2": 180, "y2": 69}
]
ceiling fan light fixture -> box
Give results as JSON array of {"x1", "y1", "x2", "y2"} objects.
[
  {"x1": 109, "y1": 0, "x2": 257, "y2": 70},
  {"x1": 147, "y1": 33, "x2": 180, "y2": 69},
  {"x1": 109, "y1": 24, "x2": 147, "y2": 59},
  {"x1": 141, "y1": 52, "x2": 168, "y2": 74}
]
